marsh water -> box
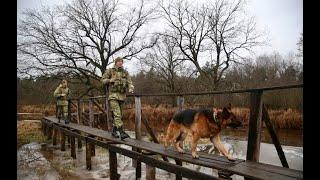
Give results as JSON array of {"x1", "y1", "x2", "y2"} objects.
[{"x1": 17, "y1": 129, "x2": 303, "y2": 179}]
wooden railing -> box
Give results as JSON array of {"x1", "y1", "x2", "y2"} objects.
[{"x1": 54, "y1": 83, "x2": 303, "y2": 179}]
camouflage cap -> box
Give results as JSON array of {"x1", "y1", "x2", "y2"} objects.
[{"x1": 114, "y1": 57, "x2": 123, "y2": 63}]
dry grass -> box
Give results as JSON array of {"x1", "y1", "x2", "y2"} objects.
[
  {"x1": 19, "y1": 104, "x2": 303, "y2": 130},
  {"x1": 123, "y1": 106, "x2": 302, "y2": 130},
  {"x1": 123, "y1": 104, "x2": 178, "y2": 132},
  {"x1": 17, "y1": 121, "x2": 46, "y2": 148},
  {"x1": 19, "y1": 104, "x2": 56, "y2": 116}
]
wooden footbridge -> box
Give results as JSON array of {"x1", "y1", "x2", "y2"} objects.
[{"x1": 42, "y1": 84, "x2": 303, "y2": 180}]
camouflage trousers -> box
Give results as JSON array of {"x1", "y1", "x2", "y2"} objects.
[
  {"x1": 57, "y1": 105, "x2": 68, "y2": 120},
  {"x1": 109, "y1": 99, "x2": 124, "y2": 128}
]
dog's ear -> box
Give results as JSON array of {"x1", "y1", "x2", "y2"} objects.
[
  {"x1": 222, "y1": 107, "x2": 230, "y2": 118},
  {"x1": 212, "y1": 107, "x2": 218, "y2": 113},
  {"x1": 227, "y1": 103, "x2": 232, "y2": 110}
]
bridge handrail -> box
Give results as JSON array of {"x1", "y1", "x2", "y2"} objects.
[{"x1": 68, "y1": 83, "x2": 303, "y2": 101}]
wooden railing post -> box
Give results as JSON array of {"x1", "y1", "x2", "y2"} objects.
[
  {"x1": 55, "y1": 104, "x2": 58, "y2": 118},
  {"x1": 88, "y1": 101, "x2": 95, "y2": 156},
  {"x1": 133, "y1": 96, "x2": 142, "y2": 179},
  {"x1": 77, "y1": 100, "x2": 82, "y2": 149},
  {"x1": 177, "y1": 95, "x2": 184, "y2": 111},
  {"x1": 89, "y1": 99, "x2": 94, "y2": 127},
  {"x1": 68, "y1": 99, "x2": 71, "y2": 122},
  {"x1": 77, "y1": 99, "x2": 81, "y2": 124},
  {"x1": 105, "y1": 87, "x2": 112, "y2": 131},
  {"x1": 246, "y1": 90, "x2": 263, "y2": 162},
  {"x1": 175, "y1": 95, "x2": 184, "y2": 180}
]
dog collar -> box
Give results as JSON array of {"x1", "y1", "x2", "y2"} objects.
[
  {"x1": 212, "y1": 111, "x2": 221, "y2": 129},
  {"x1": 213, "y1": 111, "x2": 218, "y2": 123}
]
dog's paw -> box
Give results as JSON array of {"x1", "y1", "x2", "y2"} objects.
[
  {"x1": 227, "y1": 156, "x2": 236, "y2": 161},
  {"x1": 177, "y1": 148, "x2": 185, "y2": 154},
  {"x1": 192, "y1": 152, "x2": 199, "y2": 159}
]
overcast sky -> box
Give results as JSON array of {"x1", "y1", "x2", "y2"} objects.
[{"x1": 17, "y1": 0, "x2": 303, "y2": 74}]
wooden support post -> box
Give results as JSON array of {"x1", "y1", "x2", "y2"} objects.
[
  {"x1": 55, "y1": 104, "x2": 58, "y2": 118},
  {"x1": 71, "y1": 136, "x2": 76, "y2": 159},
  {"x1": 77, "y1": 99, "x2": 81, "y2": 124},
  {"x1": 86, "y1": 139, "x2": 92, "y2": 170},
  {"x1": 60, "y1": 131, "x2": 66, "y2": 151},
  {"x1": 52, "y1": 127, "x2": 57, "y2": 145},
  {"x1": 89, "y1": 136, "x2": 95, "y2": 156},
  {"x1": 246, "y1": 90, "x2": 263, "y2": 162},
  {"x1": 136, "y1": 159, "x2": 141, "y2": 179},
  {"x1": 89, "y1": 99, "x2": 94, "y2": 127},
  {"x1": 68, "y1": 99, "x2": 71, "y2": 123},
  {"x1": 175, "y1": 159, "x2": 182, "y2": 180},
  {"x1": 109, "y1": 149, "x2": 120, "y2": 180},
  {"x1": 146, "y1": 163, "x2": 156, "y2": 180},
  {"x1": 77, "y1": 131, "x2": 82, "y2": 149},
  {"x1": 177, "y1": 96, "x2": 184, "y2": 111},
  {"x1": 262, "y1": 104, "x2": 289, "y2": 168},
  {"x1": 44, "y1": 122, "x2": 48, "y2": 136},
  {"x1": 41, "y1": 120, "x2": 45, "y2": 135},
  {"x1": 67, "y1": 135, "x2": 71, "y2": 145},
  {"x1": 135, "y1": 96, "x2": 142, "y2": 140},
  {"x1": 76, "y1": 100, "x2": 83, "y2": 149},
  {"x1": 91, "y1": 144, "x2": 95, "y2": 156},
  {"x1": 134, "y1": 96, "x2": 142, "y2": 179},
  {"x1": 47, "y1": 123, "x2": 52, "y2": 140}
]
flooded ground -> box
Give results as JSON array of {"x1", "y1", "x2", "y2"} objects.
[
  {"x1": 221, "y1": 128, "x2": 303, "y2": 147},
  {"x1": 17, "y1": 130, "x2": 303, "y2": 180}
]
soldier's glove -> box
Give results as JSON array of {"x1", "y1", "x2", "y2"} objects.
[{"x1": 128, "y1": 89, "x2": 134, "y2": 93}]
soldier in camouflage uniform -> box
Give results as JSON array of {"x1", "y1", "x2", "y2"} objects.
[
  {"x1": 54, "y1": 79, "x2": 71, "y2": 124},
  {"x1": 101, "y1": 57, "x2": 134, "y2": 140}
]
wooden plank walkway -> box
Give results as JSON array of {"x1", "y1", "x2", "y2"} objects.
[{"x1": 42, "y1": 116, "x2": 303, "y2": 180}]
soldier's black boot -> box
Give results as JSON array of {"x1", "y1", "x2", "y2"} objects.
[
  {"x1": 118, "y1": 126, "x2": 130, "y2": 140},
  {"x1": 64, "y1": 118, "x2": 70, "y2": 124},
  {"x1": 111, "y1": 126, "x2": 119, "y2": 138}
]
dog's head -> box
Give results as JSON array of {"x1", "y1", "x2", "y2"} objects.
[{"x1": 218, "y1": 104, "x2": 242, "y2": 129}]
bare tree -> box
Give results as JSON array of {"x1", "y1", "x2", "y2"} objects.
[
  {"x1": 160, "y1": 0, "x2": 266, "y2": 90},
  {"x1": 140, "y1": 36, "x2": 185, "y2": 93},
  {"x1": 17, "y1": 0, "x2": 157, "y2": 96},
  {"x1": 205, "y1": 0, "x2": 266, "y2": 89},
  {"x1": 159, "y1": 0, "x2": 211, "y2": 81}
]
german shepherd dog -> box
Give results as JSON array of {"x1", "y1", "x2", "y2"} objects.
[{"x1": 164, "y1": 104, "x2": 242, "y2": 160}]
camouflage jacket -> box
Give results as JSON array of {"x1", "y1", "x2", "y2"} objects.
[
  {"x1": 101, "y1": 66, "x2": 134, "y2": 101},
  {"x1": 53, "y1": 84, "x2": 70, "y2": 106}
]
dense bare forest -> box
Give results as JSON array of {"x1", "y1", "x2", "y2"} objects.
[{"x1": 17, "y1": 52, "x2": 302, "y2": 109}]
